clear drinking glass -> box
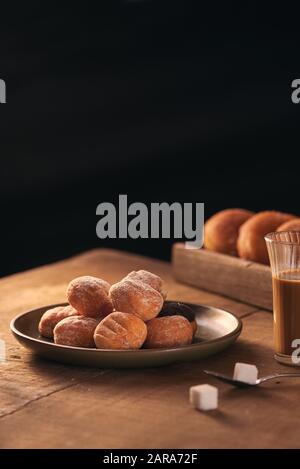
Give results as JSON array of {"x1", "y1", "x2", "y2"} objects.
[{"x1": 265, "y1": 231, "x2": 300, "y2": 366}]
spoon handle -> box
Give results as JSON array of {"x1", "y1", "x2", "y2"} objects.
[{"x1": 260, "y1": 373, "x2": 300, "y2": 383}]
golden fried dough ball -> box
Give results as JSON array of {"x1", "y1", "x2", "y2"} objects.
[
  {"x1": 237, "y1": 211, "x2": 295, "y2": 264},
  {"x1": 94, "y1": 312, "x2": 147, "y2": 350},
  {"x1": 38, "y1": 305, "x2": 79, "y2": 339},
  {"x1": 125, "y1": 270, "x2": 166, "y2": 298},
  {"x1": 53, "y1": 316, "x2": 99, "y2": 348},
  {"x1": 277, "y1": 218, "x2": 300, "y2": 232},
  {"x1": 144, "y1": 315, "x2": 193, "y2": 349},
  {"x1": 204, "y1": 208, "x2": 254, "y2": 256},
  {"x1": 110, "y1": 279, "x2": 163, "y2": 321},
  {"x1": 67, "y1": 276, "x2": 113, "y2": 318},
  {"x1": 160, "y1": 302, "x2": 197, "y2": 335}
]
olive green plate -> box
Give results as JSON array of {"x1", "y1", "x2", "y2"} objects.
[{"x1": 10, "y1": 302, "x2": 242, "y2": 368}]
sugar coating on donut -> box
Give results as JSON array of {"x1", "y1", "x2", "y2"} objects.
[
  {"x1": 144, "y1": 315, "x2": 193, "y2": 349},
  {"x1": 94, "y1": 311, "x2": 147, "y2": 350},
  {"x1": 54, "y1": 316, "x2": 99, "y2": 348},
  {"x1": 110, "y1": 279, "x2": 163, "y2": 321},
  {"x1": 67, "y1": 276, "x2": 113, "y2": 318},
  {"x1": 38, "y1": 305, "x2": 79, "y2": 339},
  {"x1": 125, "y1": 270, "x2": 166, "y2": 297},
  {"x1": 160, "y1": 302, "x2": 197, "y2": 335}
]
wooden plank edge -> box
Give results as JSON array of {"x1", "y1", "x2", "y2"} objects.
[{"x1": 171, "y1": 243, "x2": 273, "y2": 311}]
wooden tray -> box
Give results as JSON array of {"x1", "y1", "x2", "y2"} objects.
[{"x1": 172, "y1": 243, "x2": 273, "y2": 311}]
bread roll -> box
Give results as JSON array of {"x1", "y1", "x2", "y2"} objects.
[
  {"x1": 125, "y1": 270, "x2": 167, "y2": 299},
  {"x1": 54, "y1": 316, "x2": 99, "y2": 348},
  {"x1": 39, "y1": 305, "x2": 79, "y2": 339},
  {"x1": 67, "y1": 276, "x2": 113, "y2": 318},
  {"x1": 204, "y1": 208, "x2": 254, "y2": 256},
  {"x1": 277, "y1": 218, "x2": 300, "y2": 232},
  {"x1": 237, "y1": 211, "x2": 295, "y2": 264},
  {"x1": 160, "y1": 302, "x2": 197, "y2": 335},
  {"x1": 109, "y1": 279, "x2": 163, "y2": 321},
  {"x1": 144, "y1": 315, "x2": 193, "y2": 349},
  {"x1": 94, "y1": 312, "x2": 147, "y2": 350}
]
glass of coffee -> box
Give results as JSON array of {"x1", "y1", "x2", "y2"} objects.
[{"x1": 265, "y1": 231, "x2": 300, "y2": 366}]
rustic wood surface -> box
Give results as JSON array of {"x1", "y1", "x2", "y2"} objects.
[
  {"x1": 172, "y1": 243, "x2": 273, "y2": 310},
  {"x1": 0, "y1": 248, "x2": 298, "y2": 449}
]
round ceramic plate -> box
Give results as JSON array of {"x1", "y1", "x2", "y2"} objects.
[{"x1": 10, "y1": 302, "x2": 242, "y2": 368}]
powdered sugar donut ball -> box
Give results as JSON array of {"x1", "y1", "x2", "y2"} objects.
[
  {"x1": 67, "y1": 276, "x2": 113, "y2": 318},
  {"x1": 125, "y1": 270, "x2": 166, "y2": 298},
  {"x1": 38, "y1": 305, "x2": 79, "y2": 339},
  {"x1": 94, "y1": 312, "x2": 147, "y2": 350},
  {"x1": 53, "y1": 316, "x2": 99, "y2": 348},
  {"x1": 144, "y1": 315, "x2": 193, "y2": 349},
  {"x1": 160, "y1": 302, "x2": 197, "y2": 335},
  {"x1": 110, "y1": 279, "x2": 163, "y2": 321}
]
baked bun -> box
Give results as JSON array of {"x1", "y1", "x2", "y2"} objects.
[
  {"x1": 237, "y1": 211, "x2": 295, "y2": 264},
  {"x1": 277, "y1": 218, "x2": 300, "y2": 232},
  {"x1": 125, "y1": 270, "x2": 166, "y2": 298},
  {"x1": 204, "y1": 208, "x2": 254, "y2": 256},
  {"x1": 94, "y1": 312, "x2": 147, "y2": 350},
  {"x1": 38, "y1": 305, "x2": 79, "y2": 339},
  {"x1": 109, "y1": 279, "x2": 163, "y2": 321},
  {"x1": 67, "y1": 276, "x2": 113, "y2": 318},
  {"x1": 144, "y1": 315, "x2": 193, "y2": 349},
  {"x1": 160, "y1": 302, "x2": 197, "y2": 335},
  {"x1": 54, "y1": 316, "x2": 99, "y2": 348}
]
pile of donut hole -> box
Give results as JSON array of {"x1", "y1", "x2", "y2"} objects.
[
  {"x1": 204, "y1": 209, "x2": 300, "y2": 265},
  {"x1": 39, "y1": 270, "x2": 196, "y2": 350}
]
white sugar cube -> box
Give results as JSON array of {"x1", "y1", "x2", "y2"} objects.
[
  {"x1": 189, "y1": 384, "x2": 218, "y2": 411},
  {"x1": 233, "y1": 362, "x2": 258, "y2": 384}
]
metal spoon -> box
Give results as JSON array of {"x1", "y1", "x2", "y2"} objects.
[{"x1": 203, "y1": 369, "x2": 300, "y2": 388}]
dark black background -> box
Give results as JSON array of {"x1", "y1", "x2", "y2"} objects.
[{"x1": 1, "y1": 1, "x2": 300, "y2": 277}]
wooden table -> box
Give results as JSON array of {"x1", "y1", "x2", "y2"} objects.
[{"x1": 0, "y1": 249, "x2": 299, "y2": 449}]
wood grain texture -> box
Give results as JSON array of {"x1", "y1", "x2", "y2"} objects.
[
  {"x1": 0, "y1": 248, "x2": 286, "y2": 449},
  {"x1": 172, "y1": 243, "x2": 273, "y2": 310},
  {"x1": 1, "y1": 312, "x2": 299, "y2": 449}
]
